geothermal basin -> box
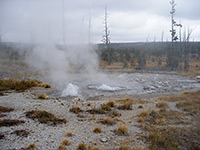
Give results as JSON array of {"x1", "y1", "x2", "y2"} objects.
[{"x1": 54, "y1": 73, "x2": 200, "y2": 100}]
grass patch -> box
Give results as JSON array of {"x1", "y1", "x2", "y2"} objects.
[
  {"x1": 156, "y1": 102, "x2": 168, "y2": 108},
  {"x1": 62, "y1": 139, "x2": 70, "y2": 146},
  {"x1": 77, "y1": 142, "x2": 87, "y2": 150},
  {"x1": 158, "y1": 90, "x2": 200, "y2": 114},
  {"x1": 24, "y1": 143, "x2": 35, "y2": 150},
  {"x1": 26, "y1": 110, "x2": 66, "y2": 125},
  {"x1": 115, "y1": 124, "x2": 128, "y2": 136},
  {"x1": 100, "y1": 117, "x2": 116, "y2": 126},
  {"x1": 119, "y1": 145, "x2": 130, "y2": 150},
  {"x1": 37, "y1": 94, "x2": 49, "y2": 100},
  {"x1": 66, "y1": 131, "x2": 73, "y2": 136},
  {"x1": 106, "y1": 101, "x2": 115, "y2": 107},
  {"x1": 0, "y1": 105, "x2": 14, "y2": 112},
  {"x1": 117, "y1": 102, "x2": 132, "y2": 110},
  {"x1": 115, "y1": 97, "x2": 147, "y2": 104},
  {"x1": 0, "y1": 119, "x2": 25, "y2": 127},
  {"x1": 70, "y1": 106, "x2": 83, "y2": 114},
  {"x1": 12, "y1": 129, "x2": 29, "y2": 137},
  {"x1": 87, "y1": 108, "x2": 106, "y2": 114},
  {"x1": 101, "y1": 104, "x2": 111, "y2": 111},
  {"x1": 93, "y1": 127, "x2": 102, "y2": 133},
  {"x1": 143, "y1": 125, "x2": 200, "y2": 150},
  {"x1": 0, "y1": 79, "x2": 38, "y2": 91},
  {"x1": 0, "y1": 79, "x2": 51, "y2": 92}
]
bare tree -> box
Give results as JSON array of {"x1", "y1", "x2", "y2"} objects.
[{"x1": 102, "y1": 6, "x2": 111, "y2": 65}]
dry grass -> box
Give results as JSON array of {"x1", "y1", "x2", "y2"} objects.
[
  {"x1": 12, "y1": 129, "x2": 29, "y2": 137},
  {"x1": 115, "y1": 97, "x2": 147, "y2": 104},
  {"x1": 26, "y1": 110, "x2": 66, "y2": 125},
  {"x1": 0, "y1": 119, "x2": 25, "y2": 126},
  {"x1": 143, "y1": 125, "x2": 200, "y2": 150},
  {"x1": 24, "y1": 143, "x2": 35, "y2": 150},
  {"x1": 138, "y1": 105, "x2": 143, "y2": 109},
  {"x1": 0, "y1": 79, "x2": 39, "y2": 91},
  {"x1": 77, "y1": 142, "x2": 87, "y2": 150},
  {"x1": 139, "y1": 110, "x2": 148, "y2": 117},
  {"x1": 70, "y1": 106, "x2": 83, "y2": 114},
  {"x1": 119, "y1": 145, "x2": 130, "y2": 150},
  {"x1": 106, "y1": 101, "x2": 115, "y2": 107},
  {"x1": 37, "y1": 94, "x2": 49, "y2": 100},
  {"x1": 93, "y1": 127, "x2": 102, "y2": 133},
  {"x1": 101, "y1": 104, "x2": 111, "y2": 111},
  {"x1": 100, "y1": 117, "x2": 116, "y2": 125},
  {"x1": 137, "y1": 117, "x2": 145, "y2": 122},
  {"x1": 0, "y1": 105, "x2": 14, "y2": 112},
  {"x1": 87, "y1": 108, "x2": 106, "y2": 114},
  {"x1": 117, "y1": 102, "x2": 132, "y2": 110},
  {"x1": 158, "y1": 90, "x2": 200, "y2": 114},
  {"x1": 156, "y1": 102, "x2": 168, "y2": 108},
  {"x1": 38, "y1": 83, "x2": 51, "y2": 88},
  {"x1": 66, "y1": 131, "x2": 73, "y2": 137},
  {"x1": 115, "y1": 124, "x2": 128, "y2": 136},
  {"x1": 62, "y1": 139, "x2": 70, "y2": 146}
]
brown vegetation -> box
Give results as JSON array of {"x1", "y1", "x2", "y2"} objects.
[
  {"x1": 0, "y1": 119, "x2": 25, "y2": 127},
  {"x1": 93, "y1": 127, "x2": 102, "y2": 133},
  {"x1": 70, "y1": 106, "x2": 84, "y2": 114},
  {"x1": 0, "y1": 105, "x2": 14, "y2": 112},
  {"x1": 158, "y1": 90, "x2": 200, "y2": 114},
  {"x1": 117, "y1": 102, "x2": 132, "y2": 110},
  {"x1": 87, "y1": 108, "x2": 106, "y2": 114},
  {"x1": 115, "y1": 124, "x2": 128, "y2": 136},
  {"x1": 12, "y1": 129, "x2": 29, "y2": 137},
  {"x1": 26, "y1": 110, "x2": 66, "y2": 125},
  {"x1": 37, "y1": 94, "x2": 49, "y2": 100},
  {"x1": 100, "y1": 117, "x2": 116, "y2": 126}
]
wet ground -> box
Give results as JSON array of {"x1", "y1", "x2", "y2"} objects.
[{"x1": 54, "y1": 73, "x2": 200, "y2": 100}]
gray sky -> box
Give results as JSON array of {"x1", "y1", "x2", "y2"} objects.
[{"x1": 0, "y1": 0, "x2": 199, "y2": 44}]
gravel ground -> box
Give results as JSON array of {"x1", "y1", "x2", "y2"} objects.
[{"x1": 0, "y1": 87, "x2": 153, "y2": 150}]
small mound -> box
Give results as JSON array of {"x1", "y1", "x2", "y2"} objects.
[{"x1": 26, "y1": 110, "x2": 67, "y2": 125}]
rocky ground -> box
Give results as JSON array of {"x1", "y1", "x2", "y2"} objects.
[{"x1": 0, "y1": 86, "x2": 199, "y2": 150}]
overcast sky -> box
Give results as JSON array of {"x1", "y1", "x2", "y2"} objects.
[{"x1": 0, "y1": 0, "x2": 199, "y2": 44}]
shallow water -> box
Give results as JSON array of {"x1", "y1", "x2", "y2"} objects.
[{"x1": 55, "y1": 73, "x2": 200, "y2": 99}]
